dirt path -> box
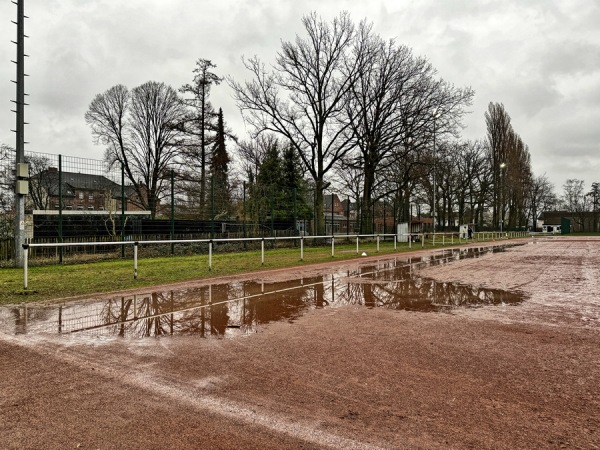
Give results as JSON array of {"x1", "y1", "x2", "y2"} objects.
[{"x1": 1, "y1": 237, "x2": 599, "y2": 449}]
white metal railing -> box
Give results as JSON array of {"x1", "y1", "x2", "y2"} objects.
[
  {"x1": 22, "y1": 233, "x2": 396, "y2": 289},
  {"x1": 20, "y1": 230, "x2": 532, "y2": 289}
]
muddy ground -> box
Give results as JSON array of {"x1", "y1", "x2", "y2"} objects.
[{"x1": 1, "y1": 237, "x2": 599, "y2": 449}]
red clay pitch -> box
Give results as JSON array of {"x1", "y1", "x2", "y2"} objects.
[{"x1": 1, "y1": 237, "x2": 598, "y2": 449}]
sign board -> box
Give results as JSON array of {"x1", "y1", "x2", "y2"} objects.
[{"x1": 397, "y1": 223, "x2": 409, "y2": 242}]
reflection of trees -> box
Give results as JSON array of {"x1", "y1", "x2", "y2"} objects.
[
  {"x1": 331, "y1": 263, "x2": 525, "y2": 312},
  {"x1": 56, "y1": 251, "x2": 525, "y2": 338},
  {"x1": 240, "y1": 277, "x2": 321, "y2": 329},
  {"x1": 93, "y1": 277, "x2": 322, "y2": 338},
  {"x1": 376, "y1": 281, "x2": 521, "y2": 313}
]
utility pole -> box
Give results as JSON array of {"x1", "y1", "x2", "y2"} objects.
[{"x1": 12, "y1": 0, "x2": 29, "y2": 267}]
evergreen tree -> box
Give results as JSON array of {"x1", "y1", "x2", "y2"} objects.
[
  {"x1": 281, "y1": 143, "x2": 312, "y2": 225},
  {"x1": 210, "y1": 108, "x2": 231, "y2": 218},
  {"x1": 255, "y1": 141, "x2": 284, "y2": 229}
]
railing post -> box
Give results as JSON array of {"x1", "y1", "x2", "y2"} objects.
[
  {"x1": 22, "y1": 244, "x2": 28, "y2": 289},
  {"x1": 261, "y1": 238, "x2": 265, "y2": 265},
  {"x1": 394, "y1": 235, "x2": 397, "y2": 250},
  {"x1": 209, "y1": 240, "x2": 213, "y2": 271},
  {"x1": 331, "y1": 235, "x2": 335, "y2": 257},
  {"x1": 300, "y1": 236, "x2": 304, "y2": 261},
  {"x1": 377, "y1": 235, "x2": 380, "y2": 252},
  {"x1": 133, "y1": 242, "x2": 138, "y2": 279},
  {"x1": 356, "y1": 236, "x2": 359, "y2": 254}
]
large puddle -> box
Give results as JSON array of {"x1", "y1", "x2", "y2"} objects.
[{"x1": 0, "y1": 245, "x2": 527, "y2": 339}]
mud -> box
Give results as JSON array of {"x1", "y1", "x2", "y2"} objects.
[{"x1": 1, "y1": 238, "x2": 599, "y2": 449}]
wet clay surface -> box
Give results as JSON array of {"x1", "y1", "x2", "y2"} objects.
[
  {"x1": 1, "y1": 246, "x2": 527, "y2": 338},
  {"x1": 1, "y1": 238, "x2": 599, "y2": 449}
]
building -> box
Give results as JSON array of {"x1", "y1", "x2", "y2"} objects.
[
  {"x1": 324, "y1": 193, "x2": 351, "y2": 234},
  {"x1": 538, "y1": 210, "x2": 600, "y2": 233},
  {"x1": 28, "y1": 168, "x2": 142, "y2": 212}
]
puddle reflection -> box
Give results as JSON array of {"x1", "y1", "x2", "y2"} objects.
[{"x1": 0, "y1": 245, "x2": 527, "y2": 339}]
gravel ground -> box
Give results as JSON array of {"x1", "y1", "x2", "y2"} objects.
[{"x1": 1, "y1": 237, "x2": 599, "y2": 449}]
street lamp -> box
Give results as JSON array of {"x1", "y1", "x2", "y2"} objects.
[{"x1": 499, "y1": 162, "x2": 506, "y2": 233}]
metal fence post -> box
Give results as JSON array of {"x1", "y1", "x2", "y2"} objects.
[
  {"x1": 58, "y1": 155, "x2": 63, "y2": 263},
  {"x1": 331, "y1": 235, "x2": 335, "y2": 257},
  {"x1": 133, "y1": 242, "x2": 138, "y2": 279},
  {"x1": 300, "y1": 236, "x2": 304, "y2": 261},
  {"x1": 261, "y1": 238, "x2": 265, "y2": 265},
  {"x1": 209, "y1": 240, "x2": 213, "y2": 271},
  {"x1": 22, "y1": 244, "x2": 28, "y2": 289}
]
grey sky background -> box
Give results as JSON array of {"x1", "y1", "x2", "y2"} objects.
[{"x1": 1, "y1": 0, "x2": 599, "y2": 193}]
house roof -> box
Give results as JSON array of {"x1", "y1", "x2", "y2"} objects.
[
  {"x1": 324, "y1": 194, "x2": 341, "y2": 209},
  {"x1": 37, "y1": 169, "x2": 132, "y2": 198},
  {"x1": 539, "y1": 211, "x2": 573, "y2": 223}
]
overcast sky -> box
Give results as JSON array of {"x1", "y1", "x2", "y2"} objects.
[{"x1": 1, "y1": 0, "x2": 599, "y2": 193}]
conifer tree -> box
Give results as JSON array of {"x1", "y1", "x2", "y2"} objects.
[{"x1": 210, "y1": 108, "x2": 231, "y2": 218}]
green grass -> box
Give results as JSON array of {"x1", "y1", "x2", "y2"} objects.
[{"x1": 0, "y1": 237, "x2": 496, "y2": 306}]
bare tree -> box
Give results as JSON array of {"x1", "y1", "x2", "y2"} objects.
[
  {"x1": 0, "y1": 144, "x2": 15, "y2": 214},
  {"x1": 561, "y1": 178, "x2": 589, "y2": 231},
  {"x1": 85, "y1": 81, "x2": 188, "y2": 218},
  {"x1": 528, "y1": 174, "x2": 557, "y2": 231},
  {"x1": 587, "y1": 182, "x2": 600, "y2": 232},
  {"x1": 343, "y1": 29, "x2": 474, "y2": 232},
  {"x1": 25, "y1": 154, "x2": 54, "y2": 210},
  {"x1": 230, "y1": 12, "x2": 364, "y2": 234},
  {"x1": 485, "y1": 103, "x2": 533, "y2": 230},
  {"x1": 485, "y1": 102, "x2": 513, "y2": 227},
  {"x1": 344, "y1": 35, "x2": 425, "y2": 232}
]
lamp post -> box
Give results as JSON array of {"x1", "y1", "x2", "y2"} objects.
[{"x1": 499, "y1": 162, "x2": 506, "y2": 232}]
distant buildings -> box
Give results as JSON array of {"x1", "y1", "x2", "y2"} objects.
[{"x1": 28, "y1": 168, "x2": 144, "y2": 212}]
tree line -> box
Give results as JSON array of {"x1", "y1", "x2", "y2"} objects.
[{"x1": 4, "y1": 12, "x2": 600, "y2": 237}]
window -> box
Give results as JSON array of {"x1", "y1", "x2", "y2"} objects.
[
  {"x1": 88, "y1": 192, "x2": 94, "y2": 200},
  {"x1": 88, "y1": 206, "x2": 94, "y2": 211},
  {"x1": 78, "y1": 191, "x2": 83, "y2": 200}
]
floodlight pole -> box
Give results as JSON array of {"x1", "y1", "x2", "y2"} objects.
[
  {"x1": 432, "y1": 112, "x2": 437, "y2": 236},
  {"x1": 13, "y1": 0, "x2": 28, "y2": 268}
]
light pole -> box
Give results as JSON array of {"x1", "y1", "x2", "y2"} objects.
[{"x1": 500, "y1": 162, "x2": 506, "y2": 232}]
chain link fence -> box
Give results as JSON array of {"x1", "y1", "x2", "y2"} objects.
[{"x1": 1, "y1": 151, "x2": 412, "y2": 264}]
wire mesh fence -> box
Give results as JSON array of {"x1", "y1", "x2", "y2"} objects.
[{"x1": 1, "y1": 150, "x2": 424, "y2": 264}]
